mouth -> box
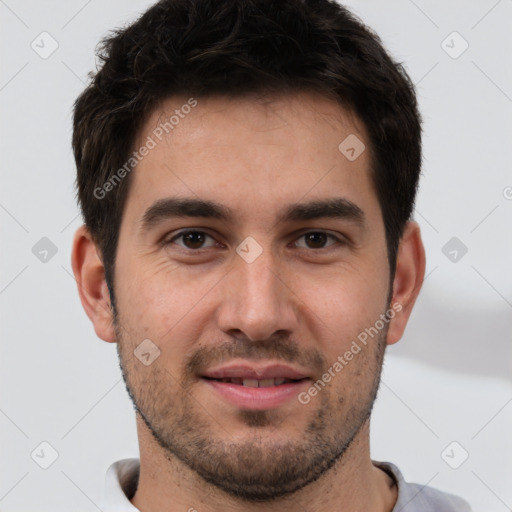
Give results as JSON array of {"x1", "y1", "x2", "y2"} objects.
[
  {"x1": 200, "y1": 362, "x2": 312, "y2": 410},
  {"x1": 203, "y1": 376, "x2": 306, "y2": 387}
]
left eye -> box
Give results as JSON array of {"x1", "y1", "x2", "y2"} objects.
[
  {"x1": 167, "y1": 230, "x2": 218, "y2": 250},
  {"x1": 293, "y1": 231, "x2": 340, "y2": 249}
]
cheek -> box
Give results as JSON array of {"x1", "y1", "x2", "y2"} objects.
[
  {"x1": 292, "y1": 262, "x2": 389, "y2": 338},
  {"x1": 115, "y1": 256, "x2": 223, "y2": 342}
]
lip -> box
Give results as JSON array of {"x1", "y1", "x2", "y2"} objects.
[
  {"x1": 202, "y1": 362, "x2": 310, "y2": 380},
  {"x1": 200, "y1": 361, "x2": 312, "y2": 410},
  {"x1": 203, "y1": 378, "x2": 311, "y2": 410}
]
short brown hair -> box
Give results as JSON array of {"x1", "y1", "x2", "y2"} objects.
[{"x1": 73, "y1": 0, "x2": 422, "y2": 303}]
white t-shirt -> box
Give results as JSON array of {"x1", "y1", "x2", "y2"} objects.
[{"x1": 102, "y1": 458, "x2": 472, "y2": 511}]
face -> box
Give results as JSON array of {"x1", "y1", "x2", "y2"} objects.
[{"x1": 112, "y1": 92, "x2": 393, "y2": 500}]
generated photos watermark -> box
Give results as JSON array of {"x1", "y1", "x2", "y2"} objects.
[
  {"x1": 298, "y1": 301, "x2": 402, "y2": 405},
  {"x1": 94, "y1": 97, "x2": 198, "y2": 200}
]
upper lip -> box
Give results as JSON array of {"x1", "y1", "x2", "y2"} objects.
[{"x1": 201, "y1": 362, "x2": 310, "y2": 380}]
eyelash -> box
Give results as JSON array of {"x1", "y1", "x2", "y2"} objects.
[{"x1": 162, "y1": 229, "x2": 345, "y2": 253}]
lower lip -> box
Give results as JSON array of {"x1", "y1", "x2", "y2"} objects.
[{"x1": 203, "y1": 379, "x2": 310, "y2": 410}]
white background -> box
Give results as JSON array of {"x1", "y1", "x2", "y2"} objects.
[{"x1": 0, "y1": 0, "x2": 511, "y2": 510}]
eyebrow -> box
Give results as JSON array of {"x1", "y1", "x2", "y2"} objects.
[
  {"x1": 140, "y1": 197, "x2": 233, "y2": 230},
  {"x1": 277, "y1": 198, "x2": 364, "y2": 225},
  {"x1": 139, "y1": 196, "x2": 365, "y2": 232}
]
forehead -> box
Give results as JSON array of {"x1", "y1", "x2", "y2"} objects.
[{"x1": 123, "y1": 92, "x2": 379, "y2": 229}]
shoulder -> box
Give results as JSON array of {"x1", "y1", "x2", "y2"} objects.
[{"x1": 373, "y1": 461, "x2": 473, "y2": 512}]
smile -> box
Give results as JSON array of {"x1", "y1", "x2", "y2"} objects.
[
  {"x1": 200, "y1": 362, "x2": 312, "y2": 410},
  {"x1": 205, "y1": 377, "x2": 302, "y2": 387}
]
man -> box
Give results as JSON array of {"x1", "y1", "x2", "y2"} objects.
[{"x1": 70, "y1": 0, "x2": 472, "y2": 510}]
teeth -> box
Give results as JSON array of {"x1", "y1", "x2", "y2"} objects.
[
  {"x1": 217, "y1": 377, "x2": 297, "y2": 386},
  {"x1": 240, "y1": 378, "x2": 293, "y2": 387},
  {"x1": 242, "y1": 379, "x2": 259, "y2": 388}
]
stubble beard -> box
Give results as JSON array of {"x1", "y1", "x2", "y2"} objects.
[{"x1": 115, "y1": 318, "x2": 388, "y2": 502}]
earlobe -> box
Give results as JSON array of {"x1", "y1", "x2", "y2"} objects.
[
  {"x1": 71, "y1": 225, "x2": 116, "y2": 343},
  {"x1": 386, "y1": 221, "x2": 426, "y2": 345}
]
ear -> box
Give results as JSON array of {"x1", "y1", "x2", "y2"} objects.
[
  {"x1": 386, "y1": 221, "x2": 426, "y2": 345},
  {"x1": 71, "y1": 225, "x2": 116, "y2": 343}
]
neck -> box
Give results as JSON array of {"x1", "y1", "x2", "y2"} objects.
[{"x1": 130, "y1": 416, "x2": 397, "y2": 512}]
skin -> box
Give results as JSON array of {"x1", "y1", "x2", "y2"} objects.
[{"x1": 72, "y1": 92, "x2": 425, "y2": 512}]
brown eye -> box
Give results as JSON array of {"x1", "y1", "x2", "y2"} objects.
[
  {"x1": 295, "y1": 231, "x2": 339, "y2": 249},
  {"x1": 305, "y1": 232, "x2": 327, "y2": 248},
  {"x1": 182, "y1": 232, "x2": 206, "y2": 249},
  {"x1": 166, "y1": 230, "x2": 217, "y2": 250}
]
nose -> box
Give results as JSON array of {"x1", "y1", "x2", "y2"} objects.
[{"x1": 215, "y1": 244, "x2": 298, "y2": 342}]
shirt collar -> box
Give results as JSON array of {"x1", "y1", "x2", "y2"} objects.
[{"x1": 103, "y1": 458, "x2": 140, "y2": 511}]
